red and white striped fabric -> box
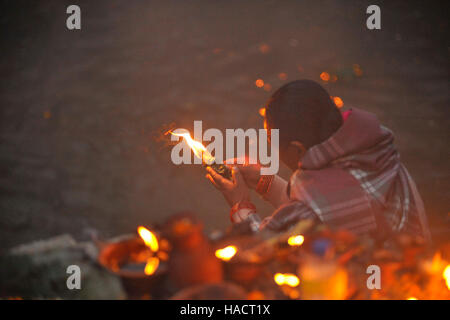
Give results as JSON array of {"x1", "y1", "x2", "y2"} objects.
[{"x1": 260, "y1": 108, "x2": 431, "y2": 242}]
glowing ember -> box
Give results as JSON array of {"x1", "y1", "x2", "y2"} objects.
[
  {"x1": 259, "y1": 107, "x2": 266, "y2": 117},
  {"x1": 215, "y1": 245, "x2": 237, "y2": 261},
  {"x1": 167, "y1": 130, "x2": 215, "y2": 165},
  {"x1": 443, "y1": 265, "x2": 450, "y2": 290},
  {"x1": 255, "y1": 79, "x2": 265, "y2": 88},
  {"x1": 287, "y1": 235, "x2": 305, "y2": 246},
  {"x1": 144, "y1": 257, "x2": 160, "y2": 276},
  {"x1": 138, "y1": 226, "x2": 159, "y2": 252},
  {"x1": 274, "y1": 273, "x2": 300, "y2": 287},
  {"x1": 320, "y1": 72, "x2": 330, "y2": 82}
]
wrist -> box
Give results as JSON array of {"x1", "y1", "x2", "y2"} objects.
[
  {"x1": 256, "y1": 175, "x2": 275, "y2": 196},
  {"x1": 230, "y1": 200, "x2": 256, "y2": 223}
]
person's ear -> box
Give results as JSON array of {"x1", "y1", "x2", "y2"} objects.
[{"x1": 289, "y1": 141, "x2": 306, "y2": 158}]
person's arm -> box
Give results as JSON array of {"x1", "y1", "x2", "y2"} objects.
[
  {"x1": 257, "y1": 174, "x2": 290, "y2": 208},
  {"x1": 205, "y1": 166, "x2": 316, "y2": 232},
  {"x1": 223, "y1": 159, "x2": 290, "y2": 208},
  {"x1": 231, "y1": 200, "x2": 317, "y2": 232}
]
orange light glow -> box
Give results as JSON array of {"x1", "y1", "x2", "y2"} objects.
[
  {"x1": 443, "y1": 265, "x2": 450, "y2": 290},
  {"x1": 353, "y1": 64, "x2": 363, "y2": 77},
  {"x1": 278, "y1": 73, "x2": 288, "y2": 81},
  {"x1": 259, "y1": 108, "x2": 266, "y2": 117},
  {"x1": 215, "y1": 245, "x2": 237, "y2": 261},
  {"x1": 320, "y1": 72, "x2": 330, "y2": 82},
  {"x1": 407, "y1": 297, "x2": 418, "y2": 300},
  {"x1": 332, "y1": 96, "x2": 344, "y2": 108},
  {"x1": 167, "y1": 131, "x2": 215, "y2": 165},
  {"x1": 255, "y1": 79, "x2": 265, "y2": 88},
  {"x1": 259, "y1": 43, "x2": 270, "y2": 54},
  {"x1": 263, "y1": 83, "x2": 272, "y2": 92},
  {"x1": 428, "y1": 252, "x2": 445, "y2": 273},
  {"x1": 144, "y1": 257, "x2": 160, "y2": 276},
  {"x1": 274, "y1": 273, "x2": 300, "y2": 287},
  {"x1": 138, "y1": 226, "x2": 159, "y2": 252},
  {"x1": 43, "y1": 111, "x2": 51, "y2": 119},
  {"x1": 287, "y1": 235, "x2": 304, "y2": 246}
]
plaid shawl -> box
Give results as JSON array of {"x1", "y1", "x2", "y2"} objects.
[{"x1": 263, "y1": 108, "x2": 431, "y2": 242}]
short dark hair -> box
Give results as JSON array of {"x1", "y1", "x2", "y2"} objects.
[{"x1": 265, "y1": 80, "x2": 342, "y2": 149}]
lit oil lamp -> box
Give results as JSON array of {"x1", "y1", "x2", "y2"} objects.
[
  {"x1": 98, "y1": 226, "x2": 169, "y2": 299},
  {"x1": 215, "y1": 236, "x2": 267, "y2": 286}
]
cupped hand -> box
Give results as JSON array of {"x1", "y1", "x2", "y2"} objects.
[
  {"x1": 205, "y1": 166, "x2": 250, "y2": 207},
  {"x1": 224, "y1": 158, "x2": 261, "y2": 190}
]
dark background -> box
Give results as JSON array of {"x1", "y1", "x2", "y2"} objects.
[{"x1": 0, "y1": 0, "x2": 448, "y2": 251}]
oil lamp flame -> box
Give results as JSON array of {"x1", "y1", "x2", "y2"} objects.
[
  {"x1": 137, "y1": 226, "x2": 160, "y2": 276},
  {"x1": 144, "y1": 257, "x2": 160, "y2": 276},
  {"x1": 287, "y1": 235, "x2": 304, "y2": 246},
  {"x1": 215, "y1": 245, "x2": 237, "y2": 261},
  {"x1": 274, "y1": 273, "x2": 300, "y2": 287},
  {"x1": 443, "y1": 265, "x2": 450, "y2": 290},
  {"x1": 167, "y1": 130, "x2": 215, "y2": 165},
  {"x1": 138, "y1": 226, "x2": 159, "y2": 252}
]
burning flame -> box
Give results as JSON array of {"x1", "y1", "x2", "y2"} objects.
[
  {"x1": 137, "y1": 226, "x2": 160, "y2": 276},
  {"x1": 287, "y1": 235, "x2": 305, "y2": 246},
  {"x1": 443, "y1": 265, "x2": 450, "y2": 290},
  {"x1": 144, "y1": 257, "x2": 160, "y2": 276},
  {"x1": 167, "y1": 130, "x2": 215, "y2": 165},
  {"x1": 274, "y1": 273, "x2": 300, "y2": 287},
  {"x1": 138, "y1": 226, "x2": 159, "y2": 252},
  {"x1": 215, "y1": 245, "x2": 237, "y2": 261}
]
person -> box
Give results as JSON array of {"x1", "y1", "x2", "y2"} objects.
[{"x1": 206, "y1": 80, "x2": 431, "y2": 243}]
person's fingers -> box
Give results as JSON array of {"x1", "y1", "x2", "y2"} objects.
[
  {"x1": 206, "y1": 167, "x2": 231, "y2": 189},
  {"x1": 205, "y1": 174, "x2": 220, "y2": 189},
  {"x1": 231, "y1": 166, "x2": 246, "y2": 185}
]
